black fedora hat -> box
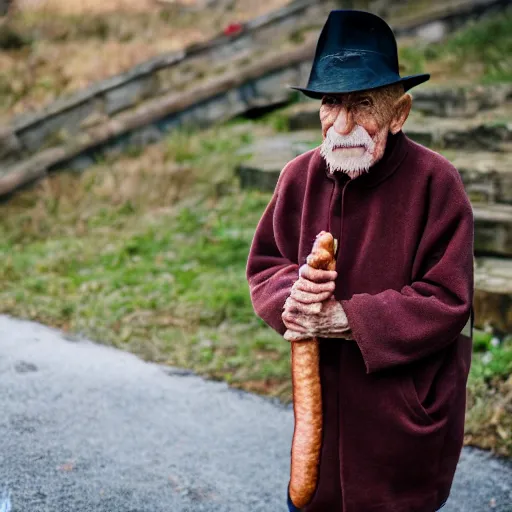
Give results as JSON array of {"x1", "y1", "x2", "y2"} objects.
[{"x1": 291, "y1": 10, "x2": 430, "y2": 99}]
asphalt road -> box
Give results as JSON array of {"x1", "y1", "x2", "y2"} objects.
[{"x1": 0, "y1": 315, "x2": 511, "y2": 512}]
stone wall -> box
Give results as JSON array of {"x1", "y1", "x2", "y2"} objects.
[{"x1": 0, "y1": 47, "x2": 313, "y2": 195}]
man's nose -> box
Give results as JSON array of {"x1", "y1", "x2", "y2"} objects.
[{"x1": 333, "y1": 107, "x2": 355, "y2": 136}]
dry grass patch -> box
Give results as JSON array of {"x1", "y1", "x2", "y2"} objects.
[
  {"x1": 15, "y1": 0, "x2": 161, "y2": 14},
  {"x1": 1, "y1": 0, "x2": 291, "y2": 121}
]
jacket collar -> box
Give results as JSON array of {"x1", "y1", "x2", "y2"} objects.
[{"x1": 319, "y1": 130, "x2": 409, "y2": 188}]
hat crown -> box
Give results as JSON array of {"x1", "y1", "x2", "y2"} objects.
[
  {"x1": 317, "y1": 10, "x2": 399, "y2": 72},
  {"x1": 291, "y1": 9, "x2": 430, "y2": 98}
]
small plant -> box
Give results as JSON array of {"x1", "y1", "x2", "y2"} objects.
[
  {"x1": 289, "y1": 28, "x2": 305, "y2": 45},
  {"x1": 471, "y1": 337, "x2": 512, "y2": 383},
  {"x1": 399, "y1": 46, "x2": 426, "y2": 76}
]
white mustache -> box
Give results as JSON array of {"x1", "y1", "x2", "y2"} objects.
[
  {"x1": 320, "y1": 126, "x2": 376, "y2": 177},
  {"x1": 322, "y1": 125, "x2": 375, "y2": 152}
]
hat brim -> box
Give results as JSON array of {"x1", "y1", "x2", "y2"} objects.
[{"x1": 290, "y1": 74, "x2": 430, "y2": 100}]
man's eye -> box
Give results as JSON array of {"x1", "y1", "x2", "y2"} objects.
[
  {"x1": 358, "y1": 99, "x2": 372, "y2": 107},
  {"x1": 323, "y1": 96, "x2": 339, "y2": 105}
]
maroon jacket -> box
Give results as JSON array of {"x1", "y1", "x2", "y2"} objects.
[{"x1": 246, "y1": 131, "x2": 474, "y2": 512}]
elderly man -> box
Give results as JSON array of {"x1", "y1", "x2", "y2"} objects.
[{"x1": 246, "y1": 10, "x2": 474, "y2": 512}]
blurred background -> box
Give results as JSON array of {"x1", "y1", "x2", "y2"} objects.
[{"x1": 0, "y1": 0, "x2": 511, "y2": 459}]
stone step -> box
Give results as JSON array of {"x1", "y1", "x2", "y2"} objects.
[
  {"x1": 474, "y1": 257, "x2": 512, "y2": 333},
  {"x1": 239, "y1": 142, "x2": 512, "y2": 206},
  {"x1": 404, "y1": 117, "x2": 512, "y2": 152},
  {"x1": 473, "y1": 203, "x2": 512, "y2": 257},
  {"x1": 286, "y1": 103, "x2": 321, "y2": 131},
  {"x1": 238, "y1": 133, "x2": 512, "y2": 202},
  {"x1": 410, "y1": 84, "x2": 512, "y2": 118},
  {"x1": 237, "y1": 131, "x2": 320, "y2": 190},
  {"x1": 237, "y1": 130, "x2": 321, "y2": 159},
  {"x1": 451, "y1": 152, "x2": 512, "y2": 205}
]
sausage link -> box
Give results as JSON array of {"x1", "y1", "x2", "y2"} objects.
[{"x1": 289, "y1": 231, "x2": 336, "y2": 508}]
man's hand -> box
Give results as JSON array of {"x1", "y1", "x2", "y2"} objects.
[
  {"x1": 283, "y1": 298, "x2": 352, "y2": 341},
  {"x1": 289, "y1": 263, "x2": 337, "y2": 311},
  {"x1": 282, "y1": 263, "x2": 352, "y2": 341}
]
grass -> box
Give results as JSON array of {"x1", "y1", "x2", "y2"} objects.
[
  {"x1": 1, "y1": 189, "x2": 289, "y2": 390},
  {"x1": 0, "y1": 6, "x2": 211, "y2": 120},
  {"x1": 13, "y1": 0, "x2": 157, "y2": 14},
  {"x1": 465, "y1": 331, "x2": 512, "y2": 456},
  {"x1": 399, "y1": 10, "x2": 512, "y2": 84},
  {"x1": 1, "y1": 120, "x2": 512, "y2": 455}
]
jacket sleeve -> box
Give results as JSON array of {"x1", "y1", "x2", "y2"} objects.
[
  {"x1": 340, "y1": 167, "x2": 474, "y2": 374},
  {"x1": 246, "y1": 171, "x2": 300, "y2": 336}
]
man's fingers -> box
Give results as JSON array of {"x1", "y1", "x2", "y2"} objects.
[
  {"x1": 294, "y1": 278, "x2": 335, "y2": 295},
  {"x1": 285, "y1": 296, "x2": 322, "y2": 314},
  {"x1": 283, "y1": 320, "x2": 309, "y2": 334},
  {"x1": 282, "y1": 311, "x2": 317, "y2": 332},
  {"x1": 299, "y1": 264, "x2": 337, "y2": 283},
  {"x1": 282, "y1": 311, "x2": 309, "y2": 332},
  {"x1": 284, "y1": 330, "x2": 313, "y2": 342},
  {"x1": 282, "y1": 318, "x2": 308, "y2": 333},
  {"x1": 291, "y1": 288, "x2": 332, "y2": 305}
]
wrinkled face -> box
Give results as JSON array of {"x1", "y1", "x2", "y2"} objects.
[{"x1": 319, "y1": 84, "x2": 411, "y2": 178}]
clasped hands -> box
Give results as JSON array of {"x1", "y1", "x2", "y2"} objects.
[{"x1": 282, "y1": 263, "x2": 352, "y2": 342}]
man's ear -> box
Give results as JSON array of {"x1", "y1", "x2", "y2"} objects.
[{"x1": 389, "y1": 93, "x2": 412, "y2": 135}]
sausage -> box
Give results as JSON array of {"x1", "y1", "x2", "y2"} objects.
[{"x1": 289, "y1": 231, "x2": 336, "y2": 509}]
